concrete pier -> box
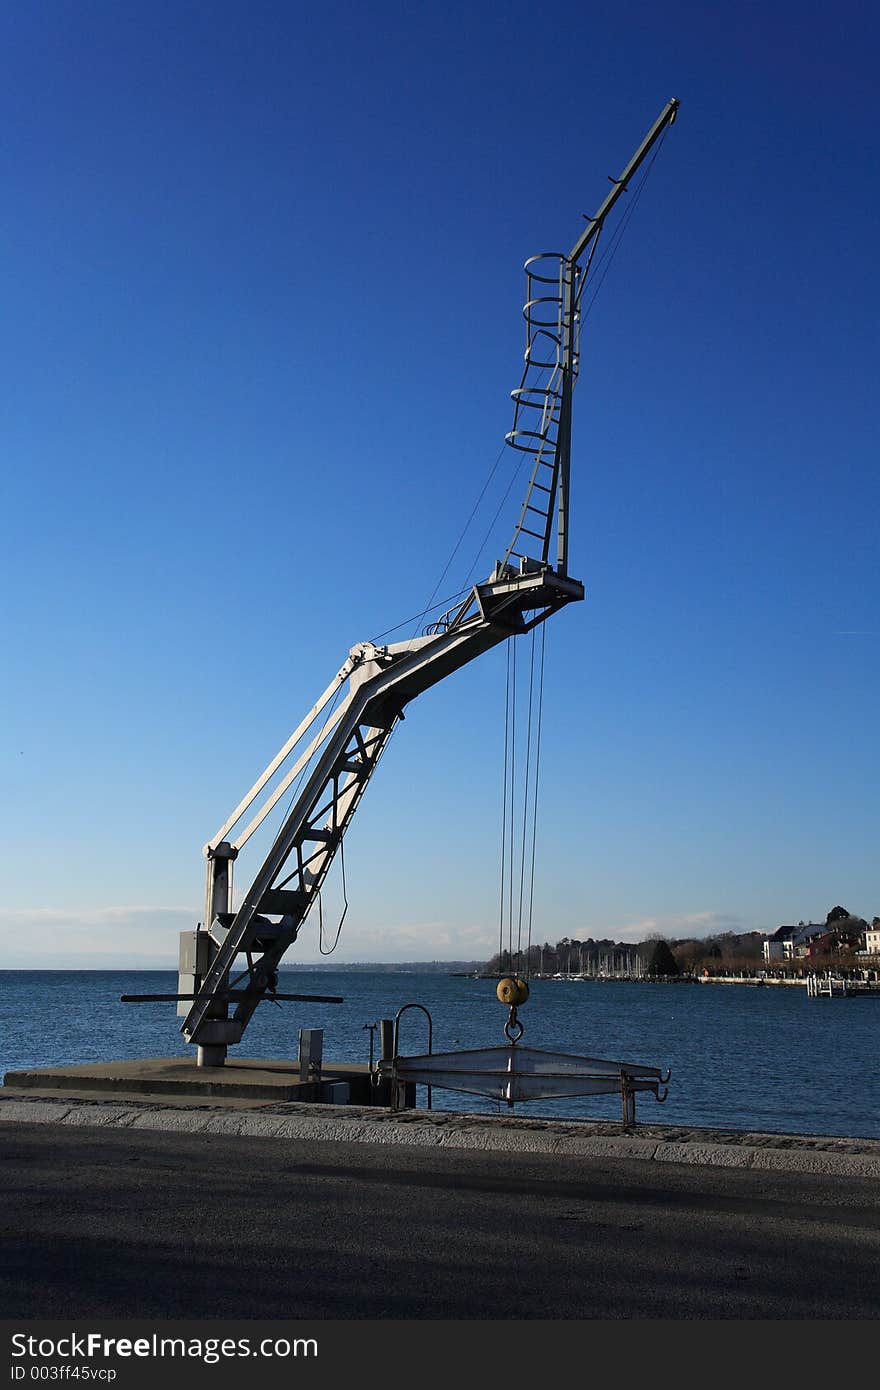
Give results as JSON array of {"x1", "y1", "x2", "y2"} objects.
[
  {"x1": 2, "y1": 1055, "x2": 383, "y2": 1105},
  {"x1": 2, "y1": 1057, "x2": 879, "y2": 1176}
]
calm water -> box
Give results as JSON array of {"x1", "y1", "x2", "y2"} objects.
[{"x1": 2, "y1": 970, "x2": 879, "y2": 1139}]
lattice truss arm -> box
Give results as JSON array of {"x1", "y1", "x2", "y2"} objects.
[{"x1": 182, "y1": 568, "x2": 583, "y2": 1046}]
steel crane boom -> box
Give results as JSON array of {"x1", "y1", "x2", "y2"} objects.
[{"x1": 180, "y1": 99, "x2": 679, "y2": 1064}]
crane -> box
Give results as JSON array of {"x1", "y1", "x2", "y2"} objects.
[{"x1": 178, "y1": 99, "x2": 680, "y2": 1066}]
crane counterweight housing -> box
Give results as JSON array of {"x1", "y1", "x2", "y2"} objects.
[{"x1": 178, "y1": 99, "x2": 679, "y2": 1065}]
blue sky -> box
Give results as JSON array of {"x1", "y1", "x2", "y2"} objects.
[{"x1": 1, "y1": 1, "x2": 877, "y2": 966}]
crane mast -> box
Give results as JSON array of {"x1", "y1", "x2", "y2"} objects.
[{"x1": 180, "y1": 98, "x2": 679, "y2": 1065}]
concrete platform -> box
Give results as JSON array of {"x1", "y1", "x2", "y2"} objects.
[
  {"x1": 3, "y1": 1065, "x2": 880, "y2": 1175},
  {"x1": 2, "y1": 1055, "x2": 383, "y2": 1105}
]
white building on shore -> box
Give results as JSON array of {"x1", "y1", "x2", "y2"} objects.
[{"x1": 763, "y1": 922, "x2": 827, "y2": 963}]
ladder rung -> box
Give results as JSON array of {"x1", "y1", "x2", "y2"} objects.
[
  {"x1": 247, "y1": 920, "x2": 291, "y2": 941},
  {"x1": 252, "y1": 929, "x2": 298, "y2": 952},
  {"x1": 257, "y1": 888, "x2": 307, "y2": 916}
]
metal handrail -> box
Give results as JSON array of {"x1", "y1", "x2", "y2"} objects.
[{"x1": 393, "y1": 1002, "x2": 434, "y2": 1110}]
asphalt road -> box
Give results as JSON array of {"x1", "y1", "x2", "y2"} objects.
[{"x1": 3, "y1": 1120, "x2": 879, "y2": 1319}]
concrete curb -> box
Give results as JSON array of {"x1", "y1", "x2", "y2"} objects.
[{"x1": 3, "y1": 1094, "x2": 880, "y2": 1177}]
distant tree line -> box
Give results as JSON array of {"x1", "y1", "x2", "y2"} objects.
[
  {"x1": 485, "y1": 935, "x2": 684, "y2": 978},
  {"x1": 484, "y1": 905, "x2": 879, "y2": 980}
]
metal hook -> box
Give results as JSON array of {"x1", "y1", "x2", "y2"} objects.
[{"x1": 504, "y1": 1005, "x2": 525, "y2": 1044}]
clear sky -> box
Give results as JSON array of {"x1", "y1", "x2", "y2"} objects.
[{"x1": 1, "y1": 1, "x2": 877, "y2": 967}]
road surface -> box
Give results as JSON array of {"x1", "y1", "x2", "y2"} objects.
[{"x1": 3, "y1": 1119, "x2": 879, "y2": 1319}]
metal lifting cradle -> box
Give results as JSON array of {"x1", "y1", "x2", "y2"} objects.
[{"x1": 176, "y1": 98, "x2": 680, "y2": 1068}]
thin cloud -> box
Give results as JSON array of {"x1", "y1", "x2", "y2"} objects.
[
  {"x1": 0, "y1": 905, "x2": 496, "y2": 967},
  {"x1": 296, "y1": 919, "x2": 495, "y2": 962},
  {"x1": 0, "y1": 906, "x2": 195, "y2": 968},
  {"x1": 604, "y1": 911, "x2": 752, "y2": 943},
  {"x1": 0, "y1": 906, "x2": 194, "y2": 924}
]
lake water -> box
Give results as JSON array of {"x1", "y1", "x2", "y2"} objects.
[{"x1": 2, "y1": 969, "x2": 878, "y2": 1139}]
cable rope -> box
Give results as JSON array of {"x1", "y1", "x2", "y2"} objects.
[
  {"x1": 524, "y1": 622, "x2": 547, "y2": 974},
  {"x1": 515, "y1": 625, "x2": 538, "y2": 975},
  {"x1": 573, "y1": 135, "x2": 662, "y2": 315},
  {"x1": 580, "y1": 129, "x2": 668, "y2": 319},
  {"x1": 497, "y1": 637, "x2": 512, "y2": 976},
  {"x1": 465, "y1": 452, "x2": 530, "y2": 587},
  {"x1": 318, "y1": 834, "x2": 349, "y2": 955},
  {"x1": 368, "y1": 586, "x2": 472, "y2": 644},
  {"x1": 464, "y1": 359, "x2": 558, "y2": 586},
  {"x1": 573, "y1": 224, "x2": 603, "y2": 316},
  {"x1": 507, "y1": 637, "x2": 517, "y2": 974},
  {"x1": 495, "y1": 613, "x2": 548, "y2": 983},
  {"x1": 407, "y1": 441, "x2": 509, "y2": 643}
]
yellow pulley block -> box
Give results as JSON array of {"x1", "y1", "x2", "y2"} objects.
[{"x1": 496, "y1": 976, "x2": 529, "y2": 1007}]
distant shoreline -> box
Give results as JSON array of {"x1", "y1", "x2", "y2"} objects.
[
  {"x1": 0, "y1": 962, "x2": 487, "y2": 974},
  {"x1": 2, "y1": 964, "x2": 878, "y2": 987}
]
